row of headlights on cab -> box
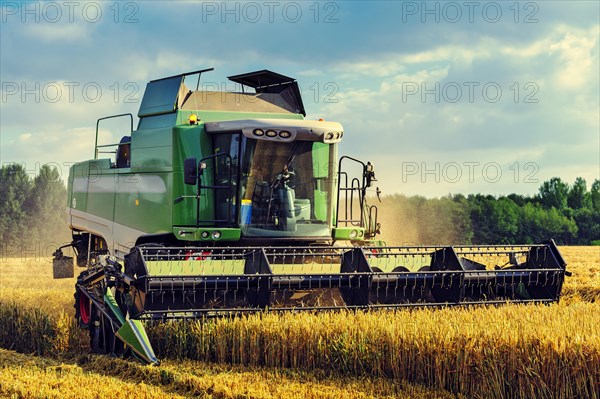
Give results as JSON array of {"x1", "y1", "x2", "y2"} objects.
[
  {"x1": 252, "y1": 129, "x2": 343, "y2": 141},
  {"x1": 324, "y1": 131, "x2": 343, "y2": 140},
  {"x1": 252, "y1": 128, "x2": 292, "y2": 139},
  {"x1": 189, "y1": 115, "x2": 343, "y2": 141}
]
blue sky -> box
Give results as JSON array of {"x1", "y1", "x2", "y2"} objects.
[{"x1": 1, "y1": 1, "x2": 598, "y2": 197}]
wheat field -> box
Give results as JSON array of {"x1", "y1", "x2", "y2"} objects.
[{"x1": 0, "y1": 247, "x2": 598, "y2": 398}]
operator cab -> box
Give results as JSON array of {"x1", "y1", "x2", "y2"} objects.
[
  {"x1": 212, "y1": 131, "x2": 337, "y2": 238},
  {"x1": 194, "y1": 118, "x2": 343, "y2": 240},
  {"x1": 130, "y1": 67, "x2": 378, "y2": 243}
]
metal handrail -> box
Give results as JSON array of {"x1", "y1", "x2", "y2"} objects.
[
  {"x1": 336, "y1": 156, "x2": 367, "y2": 228},
  {"x1": 94, "y1": 113, "x2": 134, "y2": 159}
]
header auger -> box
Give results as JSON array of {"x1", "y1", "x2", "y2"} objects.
[{"x1": 53, "y1": 68, "x2": 568, "y2": 364}]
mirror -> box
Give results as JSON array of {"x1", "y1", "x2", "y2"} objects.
[
  {"x1": 365, "y1": 161, "x2": 376, "y2": 187},
  {"x1": 184, "y1": 157, "x2": 198, "y2": 185}
]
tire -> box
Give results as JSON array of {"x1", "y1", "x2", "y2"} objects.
[{"x1": 74, "y1": 288, "x2": 91, "y2": 329}]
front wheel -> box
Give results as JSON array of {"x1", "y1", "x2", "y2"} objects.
[{"x1": 74, "y1": 288, "x2": 91, "y2": 329}]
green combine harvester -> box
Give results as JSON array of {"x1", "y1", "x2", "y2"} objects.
[{"x1": 53, "y1": 69, "x2": 568, "y2": 365}]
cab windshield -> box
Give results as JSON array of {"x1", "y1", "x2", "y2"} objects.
[{"x1": 213, "y1": 134, "x2": 335, "y2": 238}]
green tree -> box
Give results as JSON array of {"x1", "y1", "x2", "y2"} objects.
[
  {"x1": 507, "y1": 193, "x2": 527, "y2": 207},
  {"x1": 24, "y1": 165, "x2": 69, "y2": 246},
  {"x1": 519, "y1": 203, "x2": 543, "y2": 243},
  {"x1": 543, "y1": 207, "x2": 578, "y2": 243},
  {"x1": 538, "y1": 177, "x2": 569, "y2": 210},
  {"x1": 0, "y1": 164, "x2": 32, "y2": 252},
  {"x1": 567, "y1": 177, "x2": 590, "y2": 210},
  {"x1": 591, "y1": 179, "x2": 600, "y2": 212},
  {"x1": 518, "y1": 203, "x2": 578, "y2": 244},
  {"x1": 573, "y1": 207, "x2": 600, "y2": 244},
  {"x1": 470, "y1": 196, "x2": 519, "y2": 244}
]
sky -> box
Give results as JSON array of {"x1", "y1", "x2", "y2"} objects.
[{"x1": 1, "y1": 0, "x2": 598, "y2": 197}]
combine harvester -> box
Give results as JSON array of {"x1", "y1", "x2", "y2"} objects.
[{"x1": 53, "y1": 69, "x2": 568, "y2": 364}]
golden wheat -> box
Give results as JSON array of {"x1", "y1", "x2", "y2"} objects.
[
  {"x1": 147, "y1": 303, "x2": 599, "y2": 399},
  {"x1": 0, "y1": 247, "x2": 598, "y2": 399},
  {"x1": 558, "y1": 246, "x2": 600, "y2": 302},
  {"x1": 0, "y1": 349, "x2": 459, "y2": 399}
]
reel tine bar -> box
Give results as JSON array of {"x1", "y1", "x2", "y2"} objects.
[{"x1": 123, "y1": 240, "x2": 567, "y2": 318}]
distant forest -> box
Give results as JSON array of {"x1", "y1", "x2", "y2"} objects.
[
  {"x1": 377, "y1": 177, "x2": 600, "y2": 246},
  {"x1": 0, "y1": 164, "x2": 598, "y2": 256},
  {"x1": 0, "y1": 164, "x2": 70, "y2": 256}
]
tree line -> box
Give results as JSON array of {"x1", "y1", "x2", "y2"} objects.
[
  {"x1": 0, "y1": 164, "x2": 70, "y2": 255},
  {"x1": 378, "y1": 177, "x2": 600, "y2": 246},
  {"x1": 0, "y1": 163, "x2": 598, "y2": 255}
]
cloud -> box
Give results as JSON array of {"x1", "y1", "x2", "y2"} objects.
[
  {"x1": 17, "y1": 133, "x2": 32, "y2": 142},
  {"x1": 2, "y1": 126, "x2": 120, "y2": 177},
  {"x1": 312, "y1": 24, "x2": 599, "y2": 196},
  {"x1": 298, "y1": 69, "x2": 324, "y2": 77},
  {"x1": 23, "y1": 21, "x2": 92, "y2": 43},
  {"x1": 549, "y1": 26, "x2": 599, "y2": 89},
  {"x1": 1, "y1": 2, "x2": 598, "y2": 198}
]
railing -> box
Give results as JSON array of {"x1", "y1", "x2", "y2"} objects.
[
  {"x1": 94, "y1": 113, "x2": 134, "y2": 160},
  {"x1": 336, "y1": 156, "x2": 380, "y2": 238},
  {"x1": 336, "y1": 156, "x2": 367, "y2": 228}
]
